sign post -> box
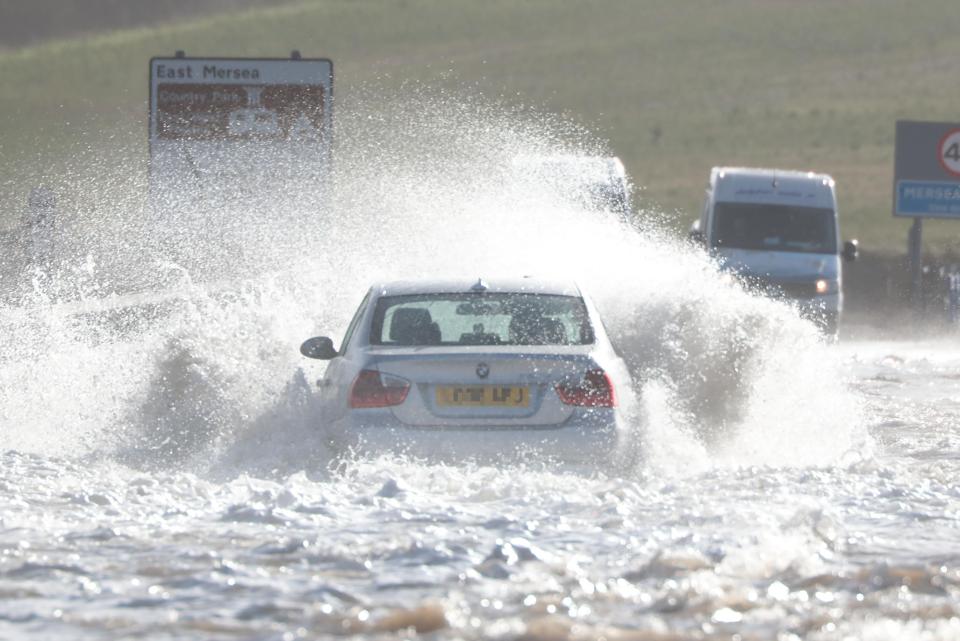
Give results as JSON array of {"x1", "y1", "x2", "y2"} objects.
[
  {"x1": 908, "y1": 217, "x2": 922, "y2": 309},
  {"x1": 893, "y1": 120, "x2": 960, "y2": 310}
]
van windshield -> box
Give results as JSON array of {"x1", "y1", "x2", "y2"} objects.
[{"x1": 712, "y1": 202, "x2": 837, "y2": 254}]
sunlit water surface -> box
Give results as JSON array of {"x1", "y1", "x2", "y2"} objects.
[{"x1": 1, "y1": 90, "x2": 958, "y2": 640}]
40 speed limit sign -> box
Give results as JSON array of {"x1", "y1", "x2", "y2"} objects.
[
  {"x1": 940, "y1": 129, "x2": 960, "y2": 177},
  {"x1": 894, "y1": 120, "x2": 960, "y2": 218}
]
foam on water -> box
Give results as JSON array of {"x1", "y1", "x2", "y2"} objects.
[{"x1": 0, "y1": 85, "x2": 866, "y2": 475}]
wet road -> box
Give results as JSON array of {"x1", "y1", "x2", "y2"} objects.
[{"x1": 1, "y1": 335, "x2": 958, "y2": 640}]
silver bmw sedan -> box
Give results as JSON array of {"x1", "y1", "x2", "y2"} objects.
[{"x1": 299, "y1": 277, "x2": 632, "y2": 464}]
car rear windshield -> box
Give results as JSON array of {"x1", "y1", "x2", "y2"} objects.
[
  {"x1": 712, "y1": 202, "x2": 838, "y2": 254},
  {"x1": 370, "y1": 293, "x2": 595, "y2": 346}
]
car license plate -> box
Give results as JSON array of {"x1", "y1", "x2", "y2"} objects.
[{"x1": 435, "y1": 385, "x2": 529, "y2": 407}]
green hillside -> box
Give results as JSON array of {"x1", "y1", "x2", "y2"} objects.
[
  {"x1": 1, "y1": 0, "x2": 959, "y2": 252},
  {"x1": 0, "y1": 0, "x2": 296, "y2": 49}
]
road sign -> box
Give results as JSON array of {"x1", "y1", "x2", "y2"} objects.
[
  {"x1": 896, "y1": 180, "x2": 960, "y2": 217},
  {"x1": 148, "y1": 55, "x2": 333, "y2": 189},
  {"x1": 145, "y1": 54, "x2": 334, "y2": 279},
  {"x1": 940, "y1": 129, "x2": 960, "y2": 177},
  {"x1": 894, "y1": 120, "x2": 960, "y2": 219},
  {"x1": 149, "y1": 57, "x2": 332, "y2": 144}
]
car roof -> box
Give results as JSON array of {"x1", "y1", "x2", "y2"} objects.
[
  {"x1": 369, "y1": 277, "x2": 583, "y2": 297},
  {"x1": 710, "y1": 166, "x2": 836, "y2": 207},
  {"x1": 711, "y1": 166, "x2": 834, "y2": 183},
  {"x1": 513, "y1": 154, "x2": 626, "y2": 180}
]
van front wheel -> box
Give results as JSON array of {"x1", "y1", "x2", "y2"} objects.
[{"x1": 819, "y1": 313, "x2": 839, "y2": 340}]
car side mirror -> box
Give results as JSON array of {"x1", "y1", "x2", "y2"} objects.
[
  {"x1": 300, "y1": 336, "x2": 338, "y2": 360},
  {"x1": 842, "y1": 239, "x2": 859, "y2": 262}
]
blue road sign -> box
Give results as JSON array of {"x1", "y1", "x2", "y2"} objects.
[{"x1": 896, "y1": 180, "x2": 960, "y2": 218}]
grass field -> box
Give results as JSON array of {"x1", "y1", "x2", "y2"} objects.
[{"x1": 1, "y1": 0, "x2": 960, "y2": 253}]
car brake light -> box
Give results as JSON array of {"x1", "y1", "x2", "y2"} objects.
[
  {"x1": 349, "y1": 369, "x2": 410, "y2": 408},
  {"x1": 556, "y1": 369, "x2": 617, "y2": 408}
]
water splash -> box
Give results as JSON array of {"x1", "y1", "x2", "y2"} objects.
[{"x1": 0, "y1": 84, "x2": 866, "y2": 475}]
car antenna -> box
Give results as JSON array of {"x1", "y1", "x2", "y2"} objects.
[{"x1": 471, "y1": 278, "x2": 488, "y2": 292}]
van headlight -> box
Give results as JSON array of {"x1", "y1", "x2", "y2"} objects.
[{"x1": 815, "y1": 279, "x2": 838, "y2": 295}]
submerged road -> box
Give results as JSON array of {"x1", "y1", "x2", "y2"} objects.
[{"x1": 0, "y1": 337, "x2": 957, "y2": 640}]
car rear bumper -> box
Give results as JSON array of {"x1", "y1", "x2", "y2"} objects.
[{"x1": 326, "y1": 409, "x2": 623, "y2": 465}]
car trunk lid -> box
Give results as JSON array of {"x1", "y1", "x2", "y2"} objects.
[{"x1": 362, "y1": 348, "x2": 598, "y2": 427}]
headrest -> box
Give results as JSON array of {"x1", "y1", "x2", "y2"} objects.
[{"x1": 390, "y1": 308, "x2": 435, "y2": 343}]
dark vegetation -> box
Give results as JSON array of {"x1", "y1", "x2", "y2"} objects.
[{"x1": 0, "y1": 0, "x2": 294, "y2": 49}]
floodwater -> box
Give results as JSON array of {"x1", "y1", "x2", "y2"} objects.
[{"x1": 1, "y1": 93, "x2": 959, "y2": 640}]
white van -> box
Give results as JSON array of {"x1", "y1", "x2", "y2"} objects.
[{"x1": 689, "y1": 167, "x2": 858, "y2": 334}]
